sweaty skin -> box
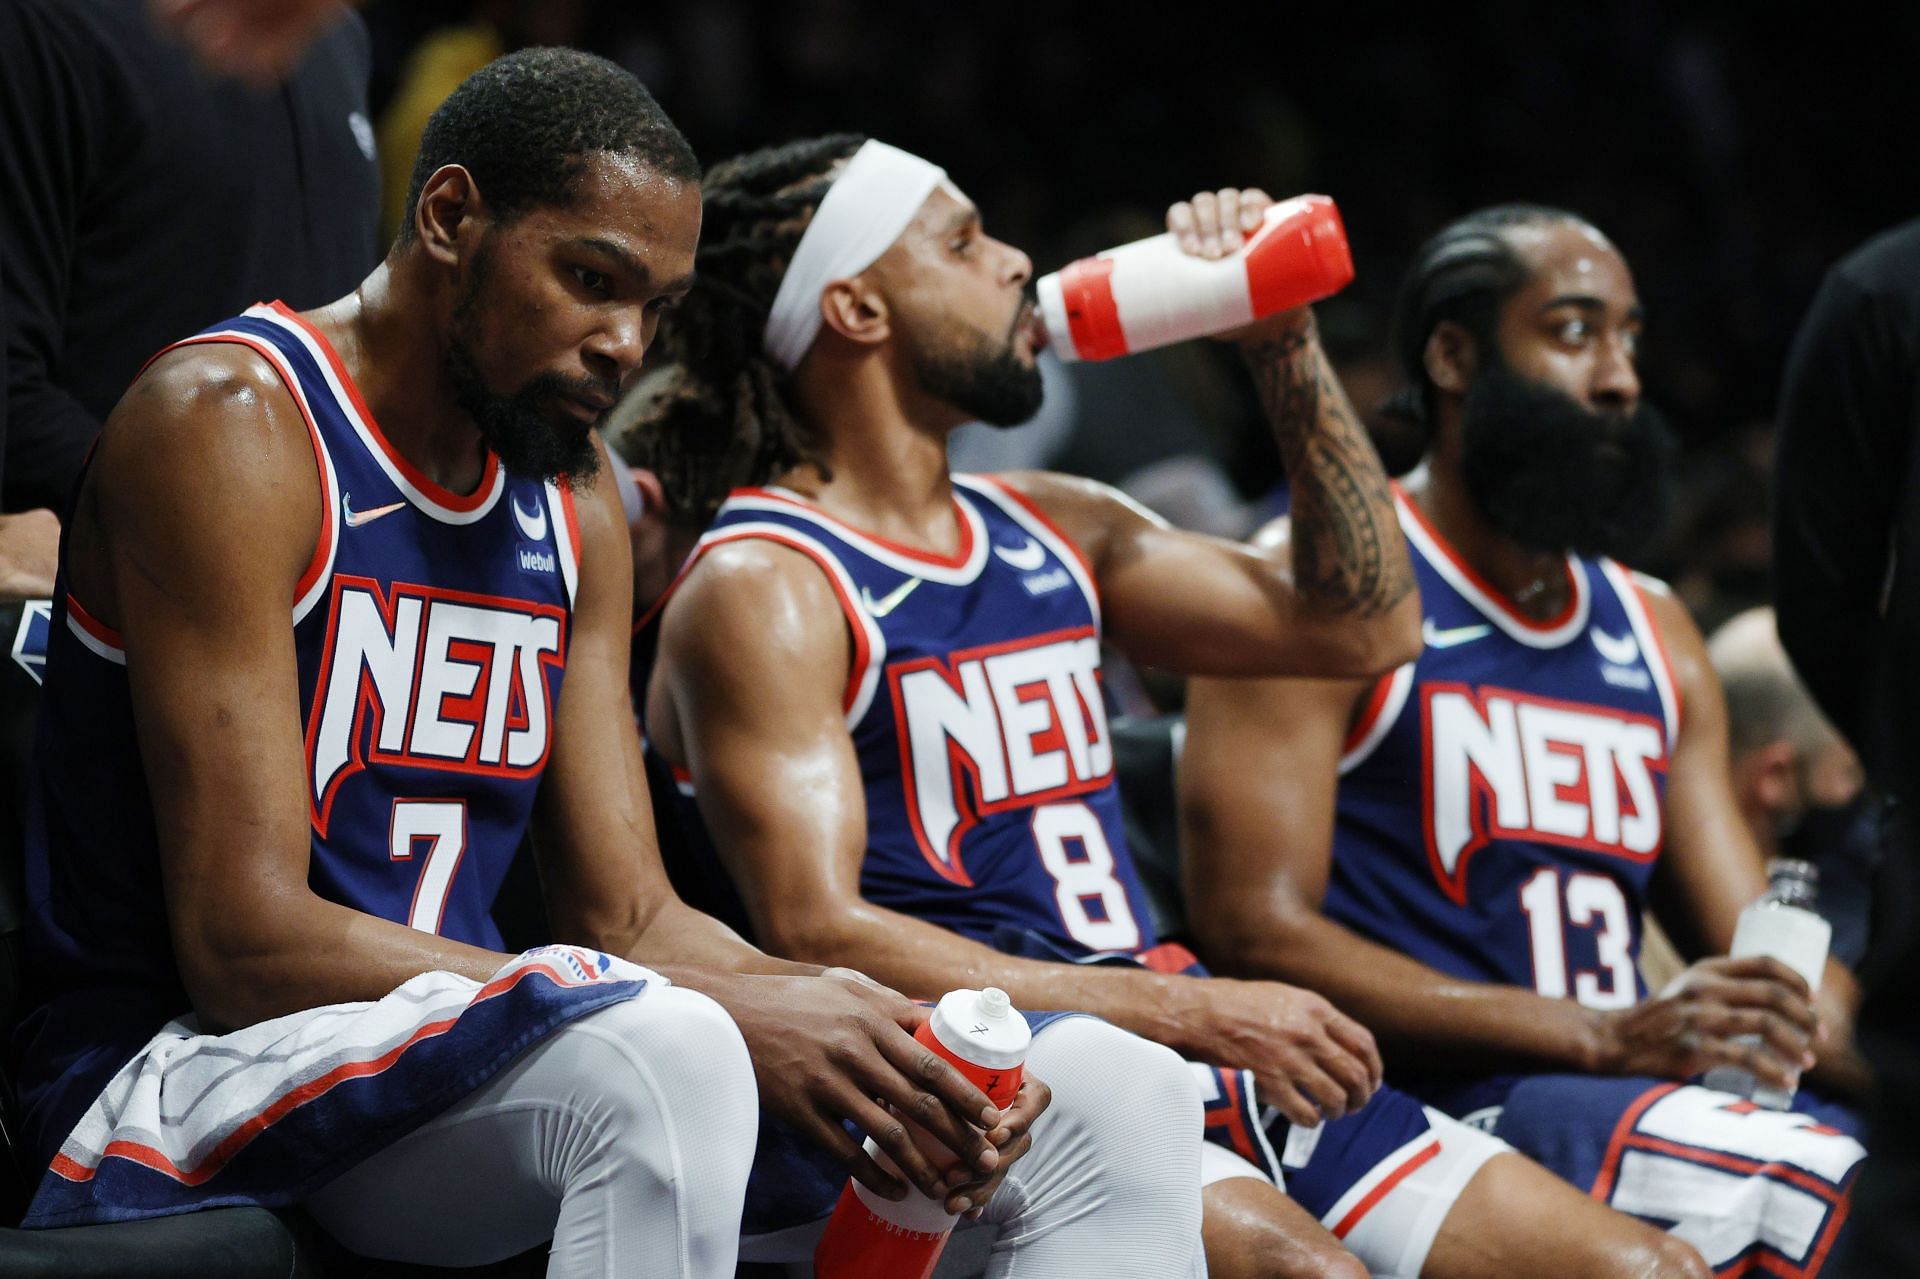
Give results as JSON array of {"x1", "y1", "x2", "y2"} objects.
[
  {"x1": 651, "y1": 189, "x2": 1707, "y2": 1279},
  {"x1": 61, "y1": 150, "x2": 1038, "y2": 1214},
  {"x1": 1179, "y1": 219, "x2": 1867, "y2": 1098}
]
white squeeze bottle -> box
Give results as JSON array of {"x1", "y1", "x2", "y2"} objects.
[
  {"x1": 1702, "y1": 859, "x2": 1831, "y2": 1109},
  {"x1": 1035, "y1": 194, "x2": 1355, "y2": 362}
]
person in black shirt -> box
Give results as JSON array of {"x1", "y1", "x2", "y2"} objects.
[
  {"x1": 1774, "y1": 218, "x2": 1920, "y2": 1276},
  {"x1": 0, "y1": 0, "x2": 380, "y2": 514}
]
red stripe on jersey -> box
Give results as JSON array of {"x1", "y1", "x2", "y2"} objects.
[
  {"x1": 1396, "y1": 484, "x2": 1578, "y2": 633},
  {"x1": 268, "y1": 302, "x2": 500, "y2": 514},
  {"x1": 157, "y1": 331, "x2": 336, "y2": 609},
  {"x1": 732, "y1": 487, "x2": 978, "y2": 571},
  {"x1": 64, "y1": 592, "x2": 124, "y2": 649},
  {"x1": 968, "y1": 475, "x2": 1101, "y2": 608},
  {"x1": 1344, "y1": 670, "x2": 1397, "y2": 753},
  {"x1": 48, "y1": 960, "x2": 594, "y2": 1187}
]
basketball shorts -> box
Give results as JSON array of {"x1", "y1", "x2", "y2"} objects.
[
  {"x1": 23, "y1": 946, "x2": 650, "y2": 1227},
  {"x1": 1487, "y1": 1075, "x2": 1865, "y2": 1274}
]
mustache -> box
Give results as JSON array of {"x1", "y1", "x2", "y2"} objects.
[{"x1": 1006, "y1": 293, "x2": 1036, "y2": 344}]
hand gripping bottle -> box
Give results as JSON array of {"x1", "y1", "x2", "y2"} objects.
[
  {"x1": 1035, "y1": 193, "x2": 1354, "y2": 362},
  {"x1": 1702, "y1": 860, "x2": 1832, "y2": 1109},
  {"x1": 814, "y1": 987, "x2": 1031, "y2": 1279}
]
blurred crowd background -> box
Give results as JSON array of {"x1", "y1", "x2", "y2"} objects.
[{"x1": 362, "y1": 0, "x2": 1920, "y2": 636}]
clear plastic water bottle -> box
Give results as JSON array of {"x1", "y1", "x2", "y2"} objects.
[
  {"x1": 1035, "y1": 193, "x2": 1354, "y2": 362},
  {"x1": 813, "y1": 987, "x2": 1031, "y2": 1279},
  {"x1": 1702, "y1": 860, "x2": 1831, "y2": 1109}
]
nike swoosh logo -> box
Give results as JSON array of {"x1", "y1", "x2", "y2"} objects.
[
  {"x1": 1592, "y1": 628, "x2": 1640, "y2": 666},
  {"x1": 512, "y1": 494, "x2": 548, "y2": 542},
  {"x1": 1423, "y1": 619, "x2": 1494, "y2": 649},
  {"x1": 860, "y1": 577, "x2": 923, "y2": 618},
  {"x1": 994, "y1": 538, "x2": 1047, "y2": 572},
  {"x1": 342, "y1": 494, "x2": 407, "y2": 528}
]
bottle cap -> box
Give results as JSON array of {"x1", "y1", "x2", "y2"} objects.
[{"x1": 927, "y1": 987, "x2": 1031, "y2": 1070}]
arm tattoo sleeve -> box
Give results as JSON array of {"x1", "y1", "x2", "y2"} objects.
[{"x1": 1242, "y1": 317, "x2": 1415, "y2": 617}]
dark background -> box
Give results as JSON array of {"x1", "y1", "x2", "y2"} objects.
[{"x1": 361, "y1": 0, "x2": 1920, "y2": 617}]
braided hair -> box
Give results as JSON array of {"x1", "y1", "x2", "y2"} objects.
[
  {"x1": 1373, "y1": 204, "x2": 1591, "y2": 473},
  {"x1": 615, "y1": 134, "x2": 867, "y2": 526}
]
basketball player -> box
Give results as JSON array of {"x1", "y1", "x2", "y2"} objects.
[
  {"x1": 12, "y1": 53, "x2": 1211, "y2": 1277},
  {"x1": 630, "y1": 135, "x2": 1707, "y2": 1278},
  {"x1": 1179, "y1": 205, "x2": 1870, "y2": 1273}
]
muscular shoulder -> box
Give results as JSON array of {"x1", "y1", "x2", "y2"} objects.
[
  {"x1": 97, "y1": 343, "x2": 315, "y2": 491},
  {"x1": 658, "y1": 536, "x2": 849, "y2": 681},
  {"x1": 83, "y1": 344, "x2": 320, "y2": 599}
]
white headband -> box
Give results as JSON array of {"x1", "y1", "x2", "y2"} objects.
[{"x1": 762, "y1": 140, "x2": 951, "y2": 372}]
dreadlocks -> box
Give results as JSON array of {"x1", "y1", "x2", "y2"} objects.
[
  {"x1": 616, "y1": 134, "x2": 866, "y2": 526},
  {"x1": 1372, "y1": 204, "x2": 1590, "y2": 473}
]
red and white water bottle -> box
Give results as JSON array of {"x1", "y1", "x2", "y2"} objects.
[
  {"x1": 1035, "y1": 193, "x2": 1354, "y2": 362},
  {"x1": 814, "y1": 987, "x2": 1031, "y2": 1279}
]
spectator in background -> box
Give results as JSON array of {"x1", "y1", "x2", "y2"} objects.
[
  {"x1": 1708, "y1": 606, "x2": 1875, "y2": 971},
  {"x1": 375, "y1": 0, "x2": 587, "y2": 242},
  {"x1": 0, "y1": 0, "x2": 379, "y2": 515},
  {"x1": 1774, "y1": 217, "x2": 1920, "y2": 1278}
]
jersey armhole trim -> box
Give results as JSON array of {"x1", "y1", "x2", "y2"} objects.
[
  {"x1": 961, "y1": 473, "x2": 1102, "y2": 626},
  {"x1": 547, "y1": 480, "x2": 582, "y2": 605},
  {"x1": 1339, "y1": 662, "x2": 1415, "y2": 775},
  {"x1": 125, "y1": 330, "x2": 340, "y2": 627},
  {"x1": 1604, "y1": 561, "x2": 1682, "y2": 742},
  {"x1": 668, "y1": 523, "x2": 886, "y2": 727},
  {"x1": 64, "y1": 593, "x2": 126, "y2": 664}
]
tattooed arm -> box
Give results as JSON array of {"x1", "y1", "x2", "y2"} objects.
[{"x1": 996, "y1": 186, "x2": 1418, "y2": 678}]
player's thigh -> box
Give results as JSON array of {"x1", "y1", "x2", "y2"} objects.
[
  {"x1": 1203, "y1": 1174, "x2": 1366, "y2": 1279},
  {"x1": 1423, "y1": 1151, "x2": 1709, "y2": 1279}
]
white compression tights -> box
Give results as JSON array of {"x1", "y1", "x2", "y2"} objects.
[
  {"x1": 952, "y1": 1015, "x2": 1210, "y2": 1278},
  {"x1": 304, "y1": 983, "x2": 759, "y2": 1279}
]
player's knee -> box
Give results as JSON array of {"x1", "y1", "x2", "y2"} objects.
[
  {"x1": 1038, "y1": 1016, "x2": 1198, "y2": 1132},
  {"x1": 566, "y1": 985, "x2": 758, "y2": 1154},
  {"x1": 1644, "y1": 1232, "x2": 1713, "y2": 1279},
  {"x1": 1591, "y1": 1230, "x2": 1711, "y2": 1279},
  {"x1": 1025, "y1": 1015, "x2": 1201, "y2": 1196},
  {"x1": 1203, "y1": 1185, "x2": 1366, "y2": 1279}
]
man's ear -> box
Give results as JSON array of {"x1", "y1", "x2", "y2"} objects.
[
  {"x1": 1748, "y1": 739, "x2": 1800, "y2": 816},
  {"x1": 629, "y1": 468, "x2": 666, "y2": 537},
  {"x1": 413, "y1": 164, "x2": 484, "y2": 268},
  {"x1": 817, "y1": 276, "x2": 891, "y2": 349},
  {"x1": 1424, "y1": 320, "x2": 1480, "y2": 397}
]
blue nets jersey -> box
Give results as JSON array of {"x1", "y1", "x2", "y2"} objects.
[
  {"x1": 16, "y1": 302, "x2": 581, "y2": 1163},
  {"x1": 1329, "y1": 488, "x2": 1679, "y2": 1029},
  {"x1": 659, "y1": 476, "x2": 1170, "y2": 961}
]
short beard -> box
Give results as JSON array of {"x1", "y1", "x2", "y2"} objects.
[
  {"x1": 1458, "y1": 360, "x2": 1675, "y2": 560},
  {"x1": 911, "y1": 314, "x2": 1044, "y2": 428},
  {"x1": 443, "y1": 248, "x2": 606, "y2": 485}
]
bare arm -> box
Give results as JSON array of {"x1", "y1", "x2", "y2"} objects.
[
  {"x1": 86, "y1": 347, "x2": 507, "y2": 1032},
  {"x1": 1006, "y1": 314, "x2": 1419, "y2": 680},
  {"x1": 1639, "y1": 584, "x2": 1870, "y2": 1096},
  {"x1": 656, "y1": 544, "x2": 1379, "y2": 1124},
  {"x1": 1180, "y1": 665, "x2": 1607, "y2": 1072},
  {"x1": 528, "y1": 436, "x2": 813, "y2": 980},
  {"x1": 540, "y1": 458, "x2": 1043, "y2": 1207},
  {"x1": 1181, "y1": 588, "x2": 1828, "y2": 1091}
]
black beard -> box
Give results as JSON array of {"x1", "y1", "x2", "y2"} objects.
[
  {"x1": 912, "y1": 322, "x2": 1044, "y2": 428},
  {"x1": 1458, "y1": 361, "x2": 1675, "y2": 559},
  {"x1": 443, "y1": 251, "x2": 607, "y2": 485}
]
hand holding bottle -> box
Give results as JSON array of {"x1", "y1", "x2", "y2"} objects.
[{"x1": 1036, "y1": 189, "x2": 1354, "y2": 361}]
